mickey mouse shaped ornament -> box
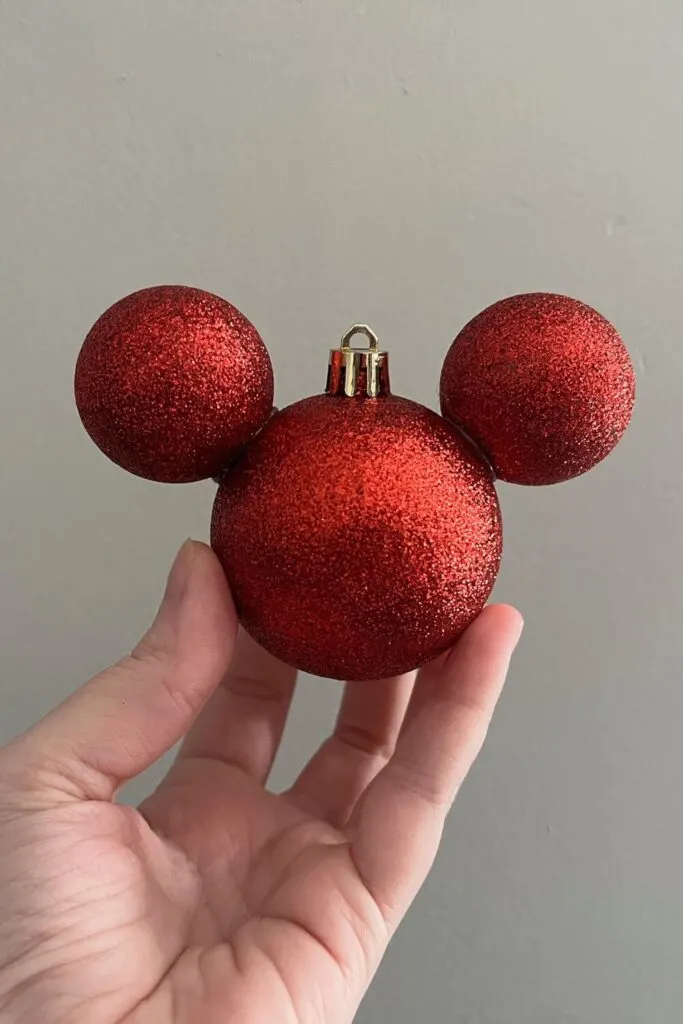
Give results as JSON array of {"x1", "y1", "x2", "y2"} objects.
[{"x1": 75, "y1": 285, "x2": 635, "y2": 680}]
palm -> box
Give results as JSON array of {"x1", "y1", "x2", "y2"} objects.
[
  {"x1": 0, "y1": 543, "x2": 521, "y2": 1023},
  {"x1": 135, "y1": 757, "x2": 381, "y2": 1022},
  {"x1": 1, "y1": 759, "x2": 378, "y2": 1023}
]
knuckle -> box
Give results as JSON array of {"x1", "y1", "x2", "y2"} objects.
[
  {"x1": 389, "y1": 756, "x2": 452, "y2": 810},
  {"x1": 117, "y1": 654, "x2": 201, "y2": 720},
  {"x1": 335, "y1": 723, "x2": 395, "y2": 761},
  {"x1": 226, "y1": 673, "x2": 288, "y2": 705}
]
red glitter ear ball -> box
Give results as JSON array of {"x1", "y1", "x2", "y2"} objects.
[
  {"x1": 440, "y1": 293, "x2": 635, "y2": 486},
  {"x1": 211, "y1": 327, "x2": 501, "y2": 681},
  {"x1": 75, "y1": 285, "x2": 274, "y2": 483}
]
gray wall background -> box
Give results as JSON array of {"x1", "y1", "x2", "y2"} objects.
[{"x1": 1, "y1": 2, "x2": 680, "y2": 1021}]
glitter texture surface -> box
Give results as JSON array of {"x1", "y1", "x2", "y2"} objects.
[
  {"x1": 212, "y1": 394, "x2": 502, "y2": 681},
  {"x1": 440, "y1": 293, "x2": 635, "y2": 486},
  {"x1": 75, "y1": 285, "x2": 274, "y2": 483}
]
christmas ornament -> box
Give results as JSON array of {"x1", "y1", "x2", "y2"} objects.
[
  {"x1": 439, "y1": 292, "x2": 635, "y2": 485},
  {"x1": 211, "y1": 326, "x2": 502, "y2": 681},
  {"x1": 75, "y1": 285, "x2": 274, "y2": 483},
  {"x1": 74, "y1": 282, "x2": 635, "y2": 681}
]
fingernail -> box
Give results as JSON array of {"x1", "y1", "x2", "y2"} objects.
[
  {"x1": 160, "y1": 539, "x2": 195, "y2": 615},
  {"x1": 513, "y1": 614, "x2": 525, "y2": 647}
]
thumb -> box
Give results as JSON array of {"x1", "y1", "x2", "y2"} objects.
[{"x1": 7, "y1": 540, "x2": 237, "y2": 802}]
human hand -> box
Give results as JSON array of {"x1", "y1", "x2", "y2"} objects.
[{"x1": 0, "y1": 541, "x2": 522, "y2": 1023}]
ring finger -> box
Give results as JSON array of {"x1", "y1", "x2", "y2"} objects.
[{"x1": 286, "y1": 671, "x2": 416, "y2": 827}]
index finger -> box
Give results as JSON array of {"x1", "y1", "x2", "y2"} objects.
[{"x1": 177, "y1": 628, "x2": 298, "y2": 782}]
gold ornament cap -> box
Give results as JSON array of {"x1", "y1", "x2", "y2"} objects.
[{"x1": 326, "y1": 325, "x2": 390, "y2": 398}]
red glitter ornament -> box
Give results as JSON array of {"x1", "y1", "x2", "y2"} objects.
[
  {"x1": 75, "y1": 285, "x2": 274, "y2": 483},
  {"x1": 440, "y1": 293, "x2": 635, "y2": 485},
  {"x1": 211, "y1": 327, "x2": 502, "y2": 681},
  {"x1": 74, "y1": 281, "x2": 637, "y2": 681}
]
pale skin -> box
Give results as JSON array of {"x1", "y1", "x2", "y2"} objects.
[{"x1": 0, "y1": 541, "x2": 523, "y2": 1023}]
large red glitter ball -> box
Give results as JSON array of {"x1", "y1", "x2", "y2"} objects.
[
  {"x1": 75, "y1": 285, "x2": 274, "y2": 483},
  {"x1": 440, "y1": 293, "x2": 635, "y2": 486},
  {"x1": 211, "y1": 394, "x2": 502, "y2": 681}
]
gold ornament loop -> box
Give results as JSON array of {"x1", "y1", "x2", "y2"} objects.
[
  {"x1": 340, "y1": 324, "x2": 380, "y2": 353},
  {"x1": 327, "y1": 324, "x2": 390, "y2": 398}
]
